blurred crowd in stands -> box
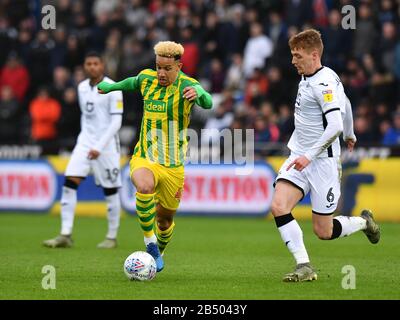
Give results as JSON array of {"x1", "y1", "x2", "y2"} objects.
[{"x1": 1, "y1": 0, "x2": 400, "y2": 155}]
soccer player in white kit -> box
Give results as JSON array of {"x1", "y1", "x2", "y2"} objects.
[
  {"x1": 43, "y1": 52, "x2": 123, "y2": 249},
  {"x1": 271, "y1": 29, "x2": 381, "y2": 282}
]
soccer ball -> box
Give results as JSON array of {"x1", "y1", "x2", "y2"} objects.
[{"x1": 123, "y1": 251, "x2": 157, "y2": 281}]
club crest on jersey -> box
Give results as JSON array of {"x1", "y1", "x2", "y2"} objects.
[
  {"x1": 322, "y1": 90, "x2": 333, "y2": 102},
  {"x1": 167, "y1": 85, "x2": 177, "y2": 95},
  {"x1": 144, "y1": 100, "x2": 166, "y2": 113}
]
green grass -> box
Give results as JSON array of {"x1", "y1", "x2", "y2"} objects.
[{"x1": 0, "y1": 213, "x2": 399, "y2": 300}]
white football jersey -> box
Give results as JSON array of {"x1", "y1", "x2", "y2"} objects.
[
  {"x1": 77, "y1": 77, "x2": 123, "y2": 153},
  {"x1": 288, "y1": 66, "x2": 346, "y2": 158}
]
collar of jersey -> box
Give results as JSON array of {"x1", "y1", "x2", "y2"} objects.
[
  {"x1": 165, "y1": 72, "x2": 181, "y2": 87},
  {"x1": 303, "y1": 66, "x2": 324, "y2": 80},
  {"x1": 90, "y1": 76, "x2": 105, "y2": 88}
]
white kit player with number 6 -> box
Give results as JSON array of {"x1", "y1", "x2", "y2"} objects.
[
  {"x1": 271, "y1": 29, "x2": 381, "y2": 282},
  {"x1": 43, "y1": 52, "x2": 123, "y2": 249}
]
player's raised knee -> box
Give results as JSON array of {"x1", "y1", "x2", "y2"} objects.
[
  {"x1": 271, "y1": 199, "x2": 288, "y2": 216},
  {"x1": 131, "y1": 168, "x2": 155, "y2": 194},
  {"x1": 136, "y1": 183, "x2": 155, "y2": 194}
]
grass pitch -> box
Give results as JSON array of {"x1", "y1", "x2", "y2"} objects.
[{"x1": 0, "y1": 213, "x2": 399, "y2": 300}]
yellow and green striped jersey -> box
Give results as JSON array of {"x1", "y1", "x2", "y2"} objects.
[{"x1": 128, "y1": 69, "x2": 212, "y2": 167}]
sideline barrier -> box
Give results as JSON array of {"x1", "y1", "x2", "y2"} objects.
[
  {"x1": 120, "y1": 162, "x2": 276, "y2": 216},
  {"x1": 267, "y1": 157, "x2": 400, "y2": 221},
  {"x1": 0, "y1": 157, "x2": 399, "y2": 221}
]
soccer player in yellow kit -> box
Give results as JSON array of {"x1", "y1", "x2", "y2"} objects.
[{"x1": 98, "y1": 41, "x2": 212, "y2": 271}]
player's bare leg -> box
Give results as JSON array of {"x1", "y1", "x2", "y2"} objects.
[
  {"x1": 312, "y1": 209, "x2": 380, "y2": 243},
  {"x1": 155, "y1": 204, "x2": 176, "y2": 255},
  {"x1": 272, "y1": 180, "x2": 317, "y2": 282},
  {"x1": 43, "y1": 176, "x2": 82, "y2": 248},
  {"x1": 131, "y1": 168, "x2": 164, "y2": 271}
]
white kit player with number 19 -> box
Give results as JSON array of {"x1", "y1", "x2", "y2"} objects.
[
  {"x1": 43, "y1": 52, "x2": 124, "y2": 249},
  {"x1": 270, "y1": 29, "x2": 381, "y2": 282}
]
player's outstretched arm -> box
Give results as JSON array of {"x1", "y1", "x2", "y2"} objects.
[
  {"x1": 98, "y1": 77, "x2": 137, "y2": 94},
  {"x1": 342, "y1": 96, "x2": 357, "y2": 151},
  {"x1": 183, "y1": 84, "x2": 212, "y2": 109}
]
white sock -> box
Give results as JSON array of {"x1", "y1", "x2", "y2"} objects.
[
  {"x1": 60, "y1": 186, "x2": 77, "y2": 235},
  {"x1": 334, "y1": 216, "x2": 367, "y2": 237},
  {"x1": 105, "y1": 193, "x2": 121, "y2": 239},
  {"x1": 278, "y1": 219, "x2": 310, "y2": 265},
  {"x1": 144, "y1": 234, "x2": 157, "y2": 246}
]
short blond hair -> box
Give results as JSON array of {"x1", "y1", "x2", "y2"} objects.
[
  {"x1": 154, "y1": 41, "x2": 184, "y2": 60},
  {"x1": 289, "y1": 29, "x2": 324, "y2": 56}
]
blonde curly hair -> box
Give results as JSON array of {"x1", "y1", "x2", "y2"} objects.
[{"x1": 154, "y1": 41, "x2": 184, "y2": 60}]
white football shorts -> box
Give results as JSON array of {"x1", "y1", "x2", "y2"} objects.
[
  {"x1": 65, "y1": 144, "x2": 122, "y2": 188},
  {"x1": 274, "y1": 153, "x2": 342, "y2": 214}
]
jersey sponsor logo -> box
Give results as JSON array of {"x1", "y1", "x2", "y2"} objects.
[
  {"x1": 116, "y1": 100, "x2": 123, "y2": 110},
  {"x1": 319, "y1": 82, "x2": 329, "y2": 86},
  {"x1": 322, "y1": 90, "x2": 333, "y2": 102},
  {"x1": 144, "y1": 100, "x2": 166, "y2": 113},
  {"x1": 295, "y1": 92, "x2": 301, "y2": 115},
  {"x1": 86, "y1": 101, "x2": 94, "y2": 112},
  {"x1": 295, "y1": 92, "x2": 301, "y2": 107}
]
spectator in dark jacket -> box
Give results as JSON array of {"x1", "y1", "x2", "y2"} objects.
[{"x1": 0, "y1": 85, "x2": 20, "y2": 143}]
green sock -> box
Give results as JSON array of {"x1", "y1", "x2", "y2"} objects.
[
  {"x1": 135, "y1": 192, "x2": 156, "y2": 238},
  {"x1": 155, "y1": 222, "x2": 175, "y2": 254}
]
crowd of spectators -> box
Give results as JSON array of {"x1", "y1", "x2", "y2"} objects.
[{"x1": 1, "y1": 0, "x2": 400, "y2": 155}]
